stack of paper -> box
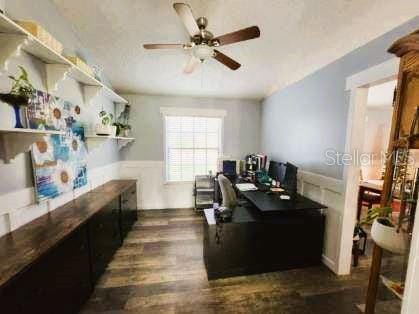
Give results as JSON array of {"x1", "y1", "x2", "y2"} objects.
[{"x1": 236, "y1": 183, "x2": 258, "y2": 191}]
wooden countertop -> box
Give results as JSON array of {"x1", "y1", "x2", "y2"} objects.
[{"x1": 0, "y1": 179, "x2": 136, "y2": 288}]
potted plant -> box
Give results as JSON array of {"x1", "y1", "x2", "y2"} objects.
[
  {"x1": 362, "y1": 206, "x2": 409, "y2": 255},
  {"x1": 113, "y1": 122, "x2": 131, "y2": 137},
  {"x1": 95, "y1": 110, "x2": 116, "y2": 136},
  {"x1": 371, "y1": 216, "x2": 409, "y2": 255},
  {"x1": 113, "y1": 104, "x2": 132, "y2": 137},
  {"x1": 0, "y1": 66, "x2": 35, "y2": 128}
]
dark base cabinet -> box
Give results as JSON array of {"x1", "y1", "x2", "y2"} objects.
[
  {"x1": 0, "y1": 180, "x2": 138, "y2": 314},
  {"x1": 0, "y1": 226, "x2": 92, "y2": 314},
  {"x1": 120, "y1": 184, "x2": 138, "y2": 239},
  {"x1": 89, "y1": 197, "x2": 121, "y2": 283}
]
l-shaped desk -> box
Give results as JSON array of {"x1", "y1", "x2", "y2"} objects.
[{"x1": 203, "y1": 186, "x2": 327, "y2": 280}]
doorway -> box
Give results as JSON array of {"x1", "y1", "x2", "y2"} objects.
[
  {"x1": 339, "y1": 58, "x2": 419, "y2": 313},
  {"x1": 354, "y1": 79, "x2": 396, "y2": 268}
]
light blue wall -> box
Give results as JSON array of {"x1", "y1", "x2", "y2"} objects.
[{"x1": 261, "y1": 17, "x2": 419, "y2": 180}]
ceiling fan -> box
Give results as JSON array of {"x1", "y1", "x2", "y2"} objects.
[{"x1": 143, "y1": 3, "x2": 260, "y2": 74}]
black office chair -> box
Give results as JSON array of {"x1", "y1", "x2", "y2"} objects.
[{"x1": 218, "y1": 174, "x2": 250, "y2": 208}]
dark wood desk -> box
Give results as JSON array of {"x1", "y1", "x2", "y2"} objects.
[
  {"x1": 240, "y1": 190, "x2": 327, "y2": 212},
  {"x1": 203, "y1": 203, "x2": 326, "y2": 280}
]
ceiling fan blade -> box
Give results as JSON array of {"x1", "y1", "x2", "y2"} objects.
[
  {"x1": 173, "y1": 3, "x2": 200, "y2": 37},
  {"x1": 213, "y1": 50, "x2": 241, "y2": 70},
  {"x1": 213, "y1": 26, "x2": 260, "y2": 46},
  {"x1": 143, "y1": 44, "x2": 185, "y2": 49},
  {"x1": 183, "y1": 56, "x2": 201, "y2": 74}
]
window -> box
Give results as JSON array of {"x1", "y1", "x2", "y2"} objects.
[{"x1": 165, "y1": 115, "x2": 222, "y2": 182}]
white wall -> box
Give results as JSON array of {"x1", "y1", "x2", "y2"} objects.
[{"x1": 361, "y1": 106, "x2": 392, "y2": 179}]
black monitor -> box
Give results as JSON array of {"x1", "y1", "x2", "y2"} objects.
[
  {"x1": 268, "y1": 160, "x2": 285, "y2": 182},
  {"x1": 222, "y1": 160, "x2": 237, "y2": 176},
  {"x1": 283, "y1": 162, "x2": 298, "y2": 194}
]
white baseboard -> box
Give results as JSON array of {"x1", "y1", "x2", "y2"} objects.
[
  {"x1": 0, "y1": 160, "x2": 347, "y2": 276},
  {"x1": 322, "y1": 254, "x2": 337, "y2": 273}
]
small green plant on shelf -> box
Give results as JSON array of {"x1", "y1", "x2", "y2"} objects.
[
  {"x1": 99, "y1": 110, "x2": 113, "y2": 126},
  {"x1": 112, "y1": 122, "x2": 131, "y2": 137},
  {"x1": 8, "y1": 66, "x2": 36, "y2": 102},
  {"x1": 95, "y1": 110, "x2": 116, "y2": 136},
  {"x1": 0, "y1": 66, "x2": 36, "y2": 128},
  {"x1": 113, "y1": 104, "x2": 132, "y2": 137},
  {"x1": 360, "y1": 206, "x2": 393, "y2": 226}
]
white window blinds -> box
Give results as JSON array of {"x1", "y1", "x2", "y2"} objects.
[{"x1": 165, "y1": 115, "x2": 222, "y2": 182}]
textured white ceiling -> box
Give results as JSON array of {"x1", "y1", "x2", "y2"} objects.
[{"x1": 51, "y1": 0, "x2": 419, "y2": 100}]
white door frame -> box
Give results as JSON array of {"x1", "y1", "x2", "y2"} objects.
[{"x1": 337, "y1": 58, "x2": 399, "y2": 275}]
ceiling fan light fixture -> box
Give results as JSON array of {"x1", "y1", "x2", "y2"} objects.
[{"x1": 192, "y1": 44, "x2": 214, "y2": 61}]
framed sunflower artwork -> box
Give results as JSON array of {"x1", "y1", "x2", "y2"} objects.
[{"x1": 28, "y1": 90, "x2": 88, "y2": 202}]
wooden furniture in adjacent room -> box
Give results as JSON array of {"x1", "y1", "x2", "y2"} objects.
[
  {"x1": 0, "y1": 180, "x2": 137, "y2": 314},
  {"x1": 365, "y1": 29, "x2": 419, "y2": 314},
  {"x1": 357, "y1": 180, "x2": 383, "y2": 220}
]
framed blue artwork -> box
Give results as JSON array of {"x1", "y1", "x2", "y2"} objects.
[{"x1": 28, "y1": 90, "x2": 88, "y2": 202}]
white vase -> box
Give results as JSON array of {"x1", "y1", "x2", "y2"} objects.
[
  {"x1": 0, "y1": 101, "x2": 16, "y2": 128},
  {"x1": 371, "y1": 218, "x2": 408, "y2": 255},
  {"x1": 122, "y1": 128, "x2": 130, "y2": 138},
  {"x1": 95, "y1": 124, "x2": 112, "y2": 136},
  {"x1": 110, "y1": 125, "x2": 117, "y2": 137}
]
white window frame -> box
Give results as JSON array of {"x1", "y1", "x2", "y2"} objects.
[{"x1": 161, "y1": 107, "x2": 226, "y2": 184}]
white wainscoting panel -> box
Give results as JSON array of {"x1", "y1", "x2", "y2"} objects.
[
  {"x1": 0, "y1": 162, "x2": 120, "y2": 237},
  {"x1": 297, "y1": 170, "x2": 345, "y2": 274},
  {"x1": 0, "y1": 160, "x2": 345, "y2": 275},
  {"x1": 119, "y1": 160, "x2": 194, "y2": 210}
]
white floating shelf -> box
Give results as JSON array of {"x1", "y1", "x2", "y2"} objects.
[
  {"x1": 85, "y1": 135, "x2": 134, "y2": 151},
  {"x1": 0, "y1": 13, "x2": 128, "y2": 104},
  {"x1": 0, "y1": 128, "x2": 65, "y2": 163}
]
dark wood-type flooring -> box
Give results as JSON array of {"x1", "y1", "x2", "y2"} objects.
[{"x1": 81, "y1": 208, "x2": 402, "y2": 314}]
